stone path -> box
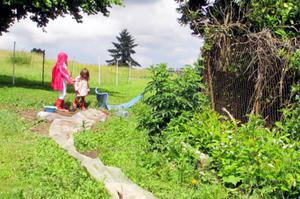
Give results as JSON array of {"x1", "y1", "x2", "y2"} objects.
[{"x1": 38, "y1": 109, "x2": 156, "y2": 199}]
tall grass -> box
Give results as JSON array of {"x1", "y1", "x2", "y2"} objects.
[
  {"x1": 0, "y1": 50, "x2": 150, "y2": 104},
  {"x1": 8, "y1": 51, "x2": 32, "y2": 65}
]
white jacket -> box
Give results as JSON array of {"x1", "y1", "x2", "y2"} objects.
[{"x1": 74, "y1": 76, "x2": 90, "y2": 97}]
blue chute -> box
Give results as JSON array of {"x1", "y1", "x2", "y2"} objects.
[{"x1": 95, "y1": 88, "x2": 143, "y2": 111}]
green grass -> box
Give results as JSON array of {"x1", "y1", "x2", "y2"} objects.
[
  {"x1": 0, "y1": 50, "x2": 150, "y2": 198},
  {"x1": 0, "y1": 50, "x2": 230, "y2": 198},
  {"x1": 0, "y1": 109, "x2": 110, "y2": 198}
]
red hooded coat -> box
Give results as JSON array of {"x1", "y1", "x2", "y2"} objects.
[{"x1": 51, "y1": 52, "x2": 73, "y2": 91}]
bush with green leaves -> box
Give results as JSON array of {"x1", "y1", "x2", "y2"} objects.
[
  {"x1": 279, "y1": 50, "x2": 300, "y2": 140},
  {"x1": 163, "y1": 110, "x2": 300, "y2": 198},
  {"x1": 139, "y1": 63, "x2": 207, "y2": 138},
  {"x1": 213, "y1": 116, "x2": 300, "y2": 197}
]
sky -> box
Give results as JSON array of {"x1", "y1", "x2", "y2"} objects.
[{"x1": 0, "y1": 0, "x2": 203, "y2": 68}]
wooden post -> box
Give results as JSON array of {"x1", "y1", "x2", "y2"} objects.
[
  {"x1": 116, "y1": 60, "x2": 119, "y2": 86},
  {"x1": 42, "y1": 50, "x2": 45, "y2": 85},
  {"x1": 98, "y1": 56, "x2": 101, "y2": 86},
  {"x1": 12, "y1": 41, "x2": 16, "y2": 85},
  {"x1": 254, "y1": 75, "x2": 262, "y2": 115}
]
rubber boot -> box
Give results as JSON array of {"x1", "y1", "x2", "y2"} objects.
[
  {"x1": 72, "y1": 98, "x2": 79, "y2": 111},
  {"x1": 57, "y1": 99, "x2": 68, "y2": 111},
  {"x1": 81, "y1": 97, "x2": 86, "y2": 111},
  {"x1": 55, "y1": 99, "x2": 63, "y2": 109},
  {"x1": 61, "y1": 100, "x2": 68, "y2": 111}
]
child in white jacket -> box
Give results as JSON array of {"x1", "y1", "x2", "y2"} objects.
[{"x1": 73, "y1": 68, "x2": 90, "y2": 111}]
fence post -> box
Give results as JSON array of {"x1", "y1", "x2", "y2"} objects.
[
  {"x1": 42, "y1": 50, "x2": 45, "y2": 85},
  {"x1": 116, "y1": 60, "x2": 119, "y2": 86},
  {"x1": 127, "y1": 61, "x2": 132, "y2": 83},
  {"x1": 98, "y1": 56, "x2": 101, "y2": 86},
  {"x1": 12, "y1": 41, "x2": 16, "y2": 85}
]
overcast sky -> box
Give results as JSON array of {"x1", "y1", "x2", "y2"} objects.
[{"x1": 0, "y1": 0, "x2": 203, "y2": 67}]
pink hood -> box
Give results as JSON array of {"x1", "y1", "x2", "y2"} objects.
[{"x1": 51, "y1": 52, "x2": 73, "y2": 91}]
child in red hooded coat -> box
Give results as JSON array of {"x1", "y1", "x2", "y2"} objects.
[{"x1": 51, "y1": 52, "x2": 74, "y2": 110}]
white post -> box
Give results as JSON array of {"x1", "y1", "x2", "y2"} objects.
[
  {"x1": 116, "y1": 60, "x2": 119, "y2": 86},
  {"x1": 127, "y1": 61, "x2": 132, "y2": 83},
  {"x1": 12, "y1": 41, "x2": 16, "y2": 85},
  {"x1": 42, "y1": 50, "x2": 45, "y2": 85},
  {"x1": 98, "y1": 56, "x2": 101, "y2": 86},
  {"x1": 70, "y1": 57, "x2": 75, "y2": 77}
]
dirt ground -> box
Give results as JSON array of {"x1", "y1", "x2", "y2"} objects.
[
  {"x1": 82, "y1": 150, "x2": 100, "y2": 159},
  {"x1": 18, "y1": 109, "x2": 37, "y2": 121},
  {"x1": 30, "y1": 122, "x2": 51, "y2": 136},
  {"x1": 18, "y1": 109, "x2": 51, "y2": 136}
]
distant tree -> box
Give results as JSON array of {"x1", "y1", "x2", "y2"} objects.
[
  {"x1": 106, "y1": 29, "x2": 140, "y2": 66},
  {"x1": 31, "y1": 48, "x2": 44, "y2": 54},
  {"x1": 0, "y1": 0, "x2": 122, "y2": 35}
]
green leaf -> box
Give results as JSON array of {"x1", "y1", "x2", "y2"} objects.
[{"x1": 222, "y1": 175, "x2": 242, "y2": 186}]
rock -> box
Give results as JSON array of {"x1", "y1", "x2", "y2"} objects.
[{"x1": 195, "y1": 151, "x2": 210, "y2": 168}]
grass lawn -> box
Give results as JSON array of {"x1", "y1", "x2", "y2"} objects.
[
  {"x1": 0, "y1": 50, "x2": 231, "y2": 199},
  {"x1": 0, "y1": 109, "x2": 110, "y2": 198},
  {"x1": 0, "y1": 50, "x2": 149, "y2": 198}
]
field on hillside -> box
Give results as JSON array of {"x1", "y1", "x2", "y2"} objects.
[
  {"x1": 0, "y1": 50, "x2": 151, "y2": 198},
  {"x1": 0, "y1": 50, "x2": 151, "y2": 106}
]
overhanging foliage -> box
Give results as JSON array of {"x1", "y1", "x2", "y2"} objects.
[{"x1": 0, "y1": 0, "x2": 123, "y2": 35}]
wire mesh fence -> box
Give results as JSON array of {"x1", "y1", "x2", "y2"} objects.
[{"x1": 210, "y1": 70, "x2": 295, "y2": 125}]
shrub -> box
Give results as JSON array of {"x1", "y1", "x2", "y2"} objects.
[
  {"x1": 280, "y1": 50, "x2": 300, "y2": 140},
  {"x1": 139, "y1": 63, "x2": 207, "y2": 139},
  {"x1": 213, "y1": 116, "x2": 300, "y2": 197},
  {"x1": 164, "y1": 111, "x2": 300, "y2": 198},
  {"x1": 280, "y1": 83, "x2": 300, "y2": 141}
]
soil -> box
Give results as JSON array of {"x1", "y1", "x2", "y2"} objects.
[
  {"x1": 30, "y1": 122, "x2": 51, "y2": 137},
  {"x1": 18, "y1": 109, "x2": 37, "y2": 121},
  {"x1": 18, "y1": 109, "x2": 50, "y2": 136},
  {"x1": 82, "y1": 150, "x2": 100, "y2": 159}
]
